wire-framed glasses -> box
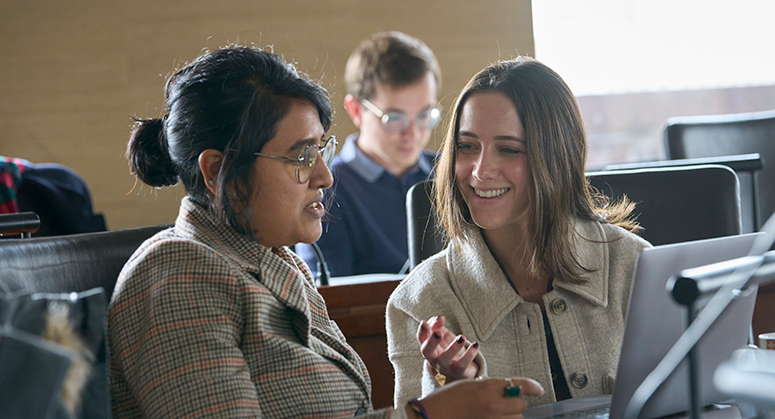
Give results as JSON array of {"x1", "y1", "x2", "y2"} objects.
[
  {"x1": 254, "y1": 136, "x2": 337, "y2": 184},
  {"x1": 360, "y1": 99, "x2": 441, "y2": 133}
]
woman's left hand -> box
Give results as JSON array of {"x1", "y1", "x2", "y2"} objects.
[{"x1": 416, "y1": 316, "x2": 480, "y2": 383}]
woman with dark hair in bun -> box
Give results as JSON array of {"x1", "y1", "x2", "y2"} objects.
[{"x1": 108, "y1": 46, "x2": 542, "y2": 419}]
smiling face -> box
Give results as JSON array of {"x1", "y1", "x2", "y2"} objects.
[
  {"x1": 355, "y1": 72, "x2": 437, "y2": 176},
  {"x1": 454, "y1": 91, "x2": 532, "y2": 234},
  {"x1": 249, "y1": 100, "x2": 333, "y2": 248}
]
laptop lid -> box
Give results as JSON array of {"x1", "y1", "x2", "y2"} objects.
[
  {"x1": 524, "y1": 233, "x2": 761, "y2": 419},
  {"x1": 609, "y1": 232, "x2": 761, "y2": 419}
]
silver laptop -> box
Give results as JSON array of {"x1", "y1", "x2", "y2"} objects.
[{"x1": 524, "y1": 233, "x2": 761, "y2": 419}]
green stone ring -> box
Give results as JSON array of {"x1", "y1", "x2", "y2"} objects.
[{"x1": 505, "y1": 378, "x2": 522, "y2": 397}]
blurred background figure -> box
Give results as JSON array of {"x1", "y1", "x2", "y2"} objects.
[
  {"x1": 1, "y1": 156, "x2": 105, "y2": 236},
  {"x1": 297, "y1": 31, "x2": 441, "y2": 277}
]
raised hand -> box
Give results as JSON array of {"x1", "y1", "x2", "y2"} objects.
[{"x1": 417, "y1": 316, "x2": 480, "y2": 382}]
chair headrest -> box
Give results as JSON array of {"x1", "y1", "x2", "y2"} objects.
[{"x1": 0, "y1": 225, "x2": 169, "y2": 297}]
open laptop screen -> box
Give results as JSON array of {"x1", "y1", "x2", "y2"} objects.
[
  {"x1": 524, "y1": 233, "x2": 761, "y2": 419},
  {"x1": 611, "y1": 233, "x2": 760, "y2": 418}
]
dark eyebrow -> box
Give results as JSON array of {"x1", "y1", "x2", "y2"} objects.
[
  {"x1": 495, "y1": 136, "x2": 525, "y2": 144},
  {"x1": 459, "y1": 131, "x2": 525, "y2": 143},
  {"x1": 287, "y1": 138, "x2": 316, "y2": 153}
]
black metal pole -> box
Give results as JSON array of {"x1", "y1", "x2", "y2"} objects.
[{"x1": 311, "y1": 242, "x2": 330, "y2": 286}]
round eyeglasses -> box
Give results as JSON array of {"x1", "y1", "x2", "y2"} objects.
[
  {"x1": 360, "y1": 99, "x2": 441, "y2": 134},
  {"x1": 254, "y1": 136, "x2": 337, "y2": 184}
]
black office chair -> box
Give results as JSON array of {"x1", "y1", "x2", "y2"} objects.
[
  {"x1": 407, "y1": 164, "x2": 743, "y2": 268},
  {"x1": 587, "y1": 164, "x2": 742, "y2": 246},
  {"x1": 665, "y1": 109, "x2": 775, "y2": 231},
  {"x1": 0, "y1": 225, "x2": 168, "y2": 296},
  {"x1": 0, "y1": 224, "x2": 168, "y2": 419},
  {"x1": 604, "y1": 153, "x2": 762, "y2": 234},
  {"x1": 406, "y1": 180, "x2": 446, "y2": 270}
]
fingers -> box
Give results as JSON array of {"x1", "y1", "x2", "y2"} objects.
[
  {"x1": 496, "y1": 377, "x2": 544, "y2": 417},
  {"x1": 454, "y1": 341, "x2": 480, "y2": 377},
  {"x1": 422, "y1": 377, "x2": 537, "y2": 418},
  {"x1": 427, "y1": 315, "x2": 445, "y2": 332},
  {"x1": 487, "y1": 378, "x2": 534, "y2": 417},
  {"x1": 435, "y1": 334, "x2": 466, "y2": 367},
  {"x1": 436, "y1": 335, "x2": 479, "y2": 378},
  {"x1": 416, "y1": 316, "x2": 444, "y2": 345},
  {"x1": 417, "y1": 316, "x2": 482, "y2": 381},
  {"x1": 416, "y1": 320, "x2": 430, "y2": 343},
  {"x1": 419, "y1": 329, "x2": 443, "y2": 364},
  {"x1": 507, "y1": 377, "x2": 544, "y2": 397},
  {"x1": 430, "y1": 320, "x2": 458, "y2": 349},
  {"x1": 418, "y1": 316, "x2": 454, "y2": 364}
]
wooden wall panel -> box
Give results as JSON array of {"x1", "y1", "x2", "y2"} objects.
[{"x1": 1, "y1": 0, "x2": 534, "y2": 230}]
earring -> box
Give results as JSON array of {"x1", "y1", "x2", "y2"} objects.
[{"x1": 208, "y1": 180, "x2": 214, "y2": 186}]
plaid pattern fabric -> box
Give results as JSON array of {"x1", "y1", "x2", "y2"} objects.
[
  {"x1": 0, "y1": 156, "x2": 30, "y2": 213},
  {"x1": 108, "y1": 197, "x2": 393, "y2": 419}
]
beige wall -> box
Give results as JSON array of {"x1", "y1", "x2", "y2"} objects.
[{"x1": 0, "y1": 1, "x2": 534, "y2": 230}]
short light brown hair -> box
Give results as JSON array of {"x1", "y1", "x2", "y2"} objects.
[
  {"x1": 435, "y1": 57, "x2": 639, "y2": 284},
  {"x1": 345, "y1": 31, "x2": 441, "y2": 100}
]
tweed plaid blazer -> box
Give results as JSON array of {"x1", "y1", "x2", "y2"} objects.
[{"x1": 108, "y1": 198, "x2": 395, "y2": 419}]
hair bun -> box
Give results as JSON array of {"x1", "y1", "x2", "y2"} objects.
[{"x1": 126, "y1": 116, "x2": 180, "y2": 187}]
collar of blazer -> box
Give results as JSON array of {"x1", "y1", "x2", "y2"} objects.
[
  {"x1": 447, "y1": 218, "x2": 611, "y2": 340},
  {"x1": 174, "y1": 198, "x2": 372, "y2": 399},
  {"x1": 176, "y1": 197, "x2": 314, "y2": 343}
]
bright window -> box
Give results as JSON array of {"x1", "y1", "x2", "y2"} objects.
[
  {"x1": 532, "y1": 0, "x2": 775, "y2": 95},
  {"x1": 532, "y1": 0, "x2": 775, "y2": 169}
]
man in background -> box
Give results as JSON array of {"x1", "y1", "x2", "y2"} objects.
[{"x1": 297, "y1": 31, "x2": 441, "y2": 277}]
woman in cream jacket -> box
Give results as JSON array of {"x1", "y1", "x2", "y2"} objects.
[{"x1": 387, "y1": 57, "x2": 651, "y2": 408}]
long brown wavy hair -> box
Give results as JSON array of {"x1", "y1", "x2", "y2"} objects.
[{"x1": 435, "y1": 57, "x2": 640, "y2": 284}]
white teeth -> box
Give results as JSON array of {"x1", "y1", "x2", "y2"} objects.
[
  {"x1": 308, "y1": 202, "x2": 321, "y2": 210},
  {"x1": 474, "y1": 188, "x2": 508, "y2": 198}
]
